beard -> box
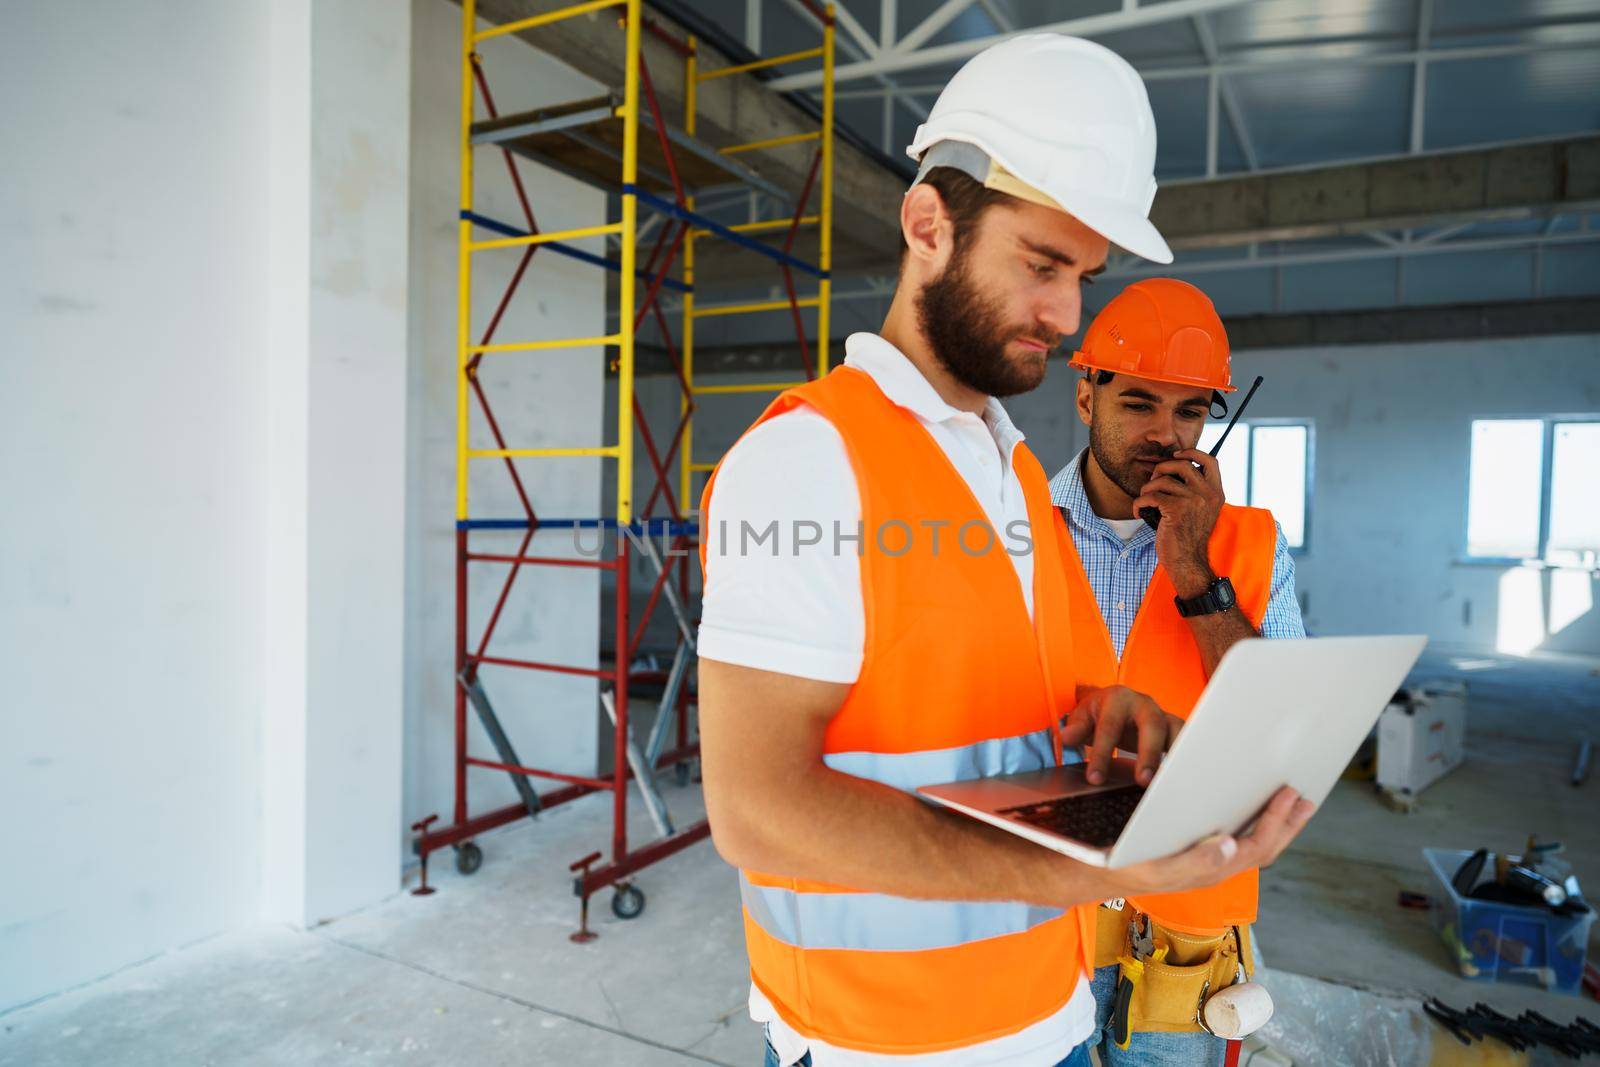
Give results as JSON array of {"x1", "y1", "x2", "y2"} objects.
[
  {"x1": 915, "y1": 243, "x2": 1059, "y2": 398},
  {"x1": 1089, "y1": 416, "x2": 1177, "y2": 500}
]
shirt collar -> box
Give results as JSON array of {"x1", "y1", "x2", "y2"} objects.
[
  {"x1": 1048, "y1": 448, "x2": 1156, "y2": 547},
  {"x1": 842, "y1": 332, "x2": 1028, "y2": 455}
]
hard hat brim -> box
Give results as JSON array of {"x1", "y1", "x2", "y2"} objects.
[
  {"x1": 1068, "y1": 353, "x2": 1237, "y2": 392},
  {"x1": 1057, "y1": 188, "x2": 1174, "y2": 266}
]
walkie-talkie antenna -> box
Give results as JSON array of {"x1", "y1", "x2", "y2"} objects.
[
  {"x1": 1206, "y1": 375, "x2": 1263, "y2": 460},
  {"x1": 1140, "y1": 374, "x2": 1265, "y2": 530}
]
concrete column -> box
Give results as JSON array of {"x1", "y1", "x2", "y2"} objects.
[{"x1": 264, "y1": 0, "x2": 411, "y2": 927}]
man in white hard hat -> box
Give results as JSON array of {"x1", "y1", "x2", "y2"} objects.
[{"x1": 697, "y1": 34, "x2": 1314, "y2": 1066}]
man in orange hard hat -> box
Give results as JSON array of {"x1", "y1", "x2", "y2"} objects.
[{"x1": 1048, "y1": 277, "x2": 1305, "y2": 1066}]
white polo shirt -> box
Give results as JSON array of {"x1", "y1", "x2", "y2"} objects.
[{"x1": 699, "y1": 331, "x2": 1095, "y2": 1067}]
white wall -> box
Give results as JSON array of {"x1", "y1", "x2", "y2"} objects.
[
  {"x1": 263, "y1": 0, "x2": 412, "y2": 928},
  {"x1": 2, "y1": 0, "x2": 415, "y2": 1012},
  {"x1": 0, "y1": 2, "x2": 271, "y2": 1012},
  {"x1": 403, "y1": 0, "x2": 607, "y2": 845},
  {"x1": 0, "y1": 0, "x2": 611, "y2": 1015}
]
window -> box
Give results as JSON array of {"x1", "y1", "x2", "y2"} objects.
[
  {"x1": 1470, "y1": 417, "x2": 1600, "y2": 564},
  {"x1": 1466, "y1": 420, "x2": 1544, "y2": 558},
  {"x1": 1548, "y1": 423, "x2": 1600, "y2": 567},
  {"x1": 1197, "y1": 421, "x2": 1312, "y2": 548}
]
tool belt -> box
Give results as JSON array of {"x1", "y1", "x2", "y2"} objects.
[{"x1": 1096, "y1": 902, "x2": 1253, "y2": 1037}]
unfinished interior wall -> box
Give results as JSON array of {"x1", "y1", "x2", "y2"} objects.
[
  {"x1": 1227, "y1": 333, "x2": 1600, "y2": 656},
  {"x1": 403, "y1": 0, "x2": 608, "y2": 848},
  {"x1": 0, "y1": 2, "x2": 273, "y2": 1013}
]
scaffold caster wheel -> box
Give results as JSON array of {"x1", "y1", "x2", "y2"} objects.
[
  {"x1": 455, "y1": 842, "x2": 483, "y2": 875},
  {"x1": 611, "y1": 884, "x2": 646, "y2": 920},
  {"x1": 675, "y1": 761, "x2": 691, "y2": 787}
]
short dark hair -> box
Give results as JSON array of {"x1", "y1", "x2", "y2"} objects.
[
  {"x1": 899, "y1": 166, "x2": 1017, "y2": 266},
  {"x1": 1091, "y1": 370, "x2": 1114, "y2": 385}
]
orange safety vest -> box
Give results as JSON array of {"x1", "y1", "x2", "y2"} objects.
[
  {"x1": 701, "y1": 365, "x2": 1095, "y2": 1056},
  {"x1": 1055, "y1": 501, "x2": 1277, "y2": 931}
]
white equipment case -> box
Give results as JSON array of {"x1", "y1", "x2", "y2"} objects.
[{"x1": 1376, "y1": 679, "x2": 1467, "y2": 798}]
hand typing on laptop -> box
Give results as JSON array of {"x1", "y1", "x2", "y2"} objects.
[{"x1": 1060, "y1": 684, "x2": 1187, "y2": 786}]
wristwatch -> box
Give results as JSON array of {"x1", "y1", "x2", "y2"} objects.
[{"x1": 1175, "y1": 576, "x2": 1236, "y2": 618}]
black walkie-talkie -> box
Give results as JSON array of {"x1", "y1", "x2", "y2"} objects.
[{"x1": 1139, "y1": 374, "x2": 1265, "y2": 530}]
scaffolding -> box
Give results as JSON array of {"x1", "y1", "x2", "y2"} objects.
[{"x1": 410, "y1": 0, "x2": 835, "y2": 936}]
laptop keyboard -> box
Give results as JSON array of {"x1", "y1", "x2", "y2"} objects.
[{"x1": 1000, "y1": 786, "x2": 1145, "y2": 848}]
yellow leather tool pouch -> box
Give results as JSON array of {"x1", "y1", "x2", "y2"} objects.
[
  {"x1": 1094, "y1": 903, "x2": 1130, "y2": 968},
  {"x1": 1100, "y1": 907, "x2": 1254, "y2": 1034}
]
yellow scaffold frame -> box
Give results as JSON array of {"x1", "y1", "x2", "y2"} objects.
[
  {"x1": 678, "y1": 12, "x2": 835, "y2": 504},
  {"x1": 456, "y1": 0, "x2": 642, "y2": 524},
  {"x1": 423, "y1": 0, "x2": 837, "y2": 925},
  {"x1": 456, "y1": 0, "x2": 835, "y2": 527}
]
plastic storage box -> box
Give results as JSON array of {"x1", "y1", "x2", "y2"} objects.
[{"x1": 1424, "y1": 848, "x2": 1594, "y2": 995}]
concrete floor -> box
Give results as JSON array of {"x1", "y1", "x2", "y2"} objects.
[{"x1": 2, "y1": 650, "x2": 1595, "y2": 1067}]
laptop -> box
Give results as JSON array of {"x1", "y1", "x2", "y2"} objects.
[{"x1": 917, "y1": 635, "x2": 1427, "y2": 867}]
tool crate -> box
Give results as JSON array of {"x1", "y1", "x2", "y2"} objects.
[{"x1": 1425, "y1": 848, "x2": 1594, "y2": 995}]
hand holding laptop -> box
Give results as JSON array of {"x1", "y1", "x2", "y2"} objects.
[{"x1": 1085, "y1": 784, "x2": 1315, "y2": 904}]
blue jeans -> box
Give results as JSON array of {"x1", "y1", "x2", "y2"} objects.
[
  {"x1": 761, "y1": 1037, "x2": 1093, "y2": 1066},
  {"x1": 1087, "y1": 964, "x2": 1226, "y2": 1067}
]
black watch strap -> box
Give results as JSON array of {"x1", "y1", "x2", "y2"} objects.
[{"x1": 1175, "y1": 576, "x2": 1236, "y2": 618}]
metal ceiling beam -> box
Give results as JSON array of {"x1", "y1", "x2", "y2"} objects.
[
  {"x1": 641, "y1": 220, "x2": 1594, "y2": 322},
  {"x1": 977, "y1": 0, "x2": 1016, "y2": 34},
  {"x1": 893, "y1": 0, "x2": 981, "y2": 56},
  {"x1": 723, "y1": 135, "x2": 1600, "y2": 282},
  {"x1": 1102, "y1": 227, "x2": 1600, "y2": 280},
  {"x1": 1223, "y1": 296, "x2": 1600, "y2": 349},
  {"x1": 768, "y1": 0, "x2": 1262, "y2": 90},
  {"x1": 744, "y1": 0, "x2": 760, "y2": 50},
  {"x1": 775, "y1": 0, "x2": 930, "y2": 137},
  {"x1": 1191, "y1": 13, "x2": 1258, "y2": 171},
  {"x1": 1151, "y1": 135, "x2": 1600, "y2": 251},
  {"x1": 626, "y1": 296, "x2": 1600, "y2": 375},
  {"x1": 878, "y1": 0, "x2": 902, "y2": 152},
  {"x1": 1410, "y1": 0, "x2": 1434, "y2": 155},
  {"x1": 1145, "y1": 34, "x2": 1600, "y2": 82},
  {"x1": 828, "y1": 0, "x2": 880, "y2": 60},
  {"x1": 827, "y1": 33, "x2": 1600, "y2": 105}
]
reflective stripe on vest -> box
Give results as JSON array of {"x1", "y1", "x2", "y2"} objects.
[
  {"x1": 702, "y1": 364, "x2": 1092, "y2": 1054},
  {"x1": 1055, "y1": 504, "x2": 1277, "y2": 931},
  {"x1": 822, "y1": 726, "x2": 1066, "y2": 794},
  {"x1": 741, "y1": 874, "x2": 1065, "y2": 951}
]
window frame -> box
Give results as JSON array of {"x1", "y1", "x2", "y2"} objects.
[
  {"x1": 1462, "y1": 414, "x2": 1600, "y2": 566},
  {"x1": 1203, "y1": 417, "x2": 1316, "y2": 555}
]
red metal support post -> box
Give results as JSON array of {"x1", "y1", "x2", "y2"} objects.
[{"x1": 612, "y1": 535, "x2": 631, "y2": 864}]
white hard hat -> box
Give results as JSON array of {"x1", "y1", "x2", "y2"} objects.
[{"x1": 907, "y1": 34, "x2": 1172, "y2": 265}]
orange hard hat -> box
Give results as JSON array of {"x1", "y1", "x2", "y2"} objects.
[{"x1": 1069, "y1": 278, "x2": 1234, "y2": 392}]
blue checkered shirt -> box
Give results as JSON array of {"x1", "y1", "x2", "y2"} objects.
[{"x1": 1049, "y1": 450, "x2": 1305, "y2": 658}]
